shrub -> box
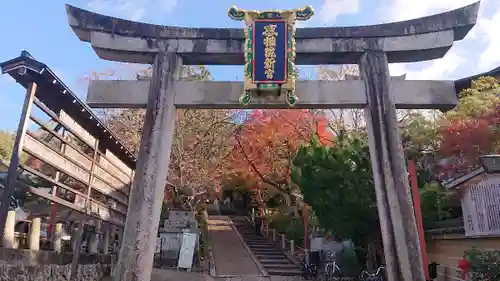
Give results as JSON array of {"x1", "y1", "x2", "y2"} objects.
[
  {"x1": 465, "y1": 248, "x2": 500, "y2": 281},
  {"x1": 267, "y1": 213, "x2": 305, "y2": 246},
  {"x1": 267, "y1": 213, "x2": 292, "y2": 233},
  {"x1": 336, "y1": 247, "x2": 361, "y2": 277}
]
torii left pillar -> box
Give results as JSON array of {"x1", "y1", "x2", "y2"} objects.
[{"x1": 113, "y1": 51, "x2": 181, "y2": 281}]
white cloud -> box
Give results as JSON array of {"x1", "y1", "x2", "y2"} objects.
[
  {"x1": 475, "y1": 8, "x2": 500, "y2": 71},
  {"x1": 87, "y1": 0, "x2": 178, "y2": 21},
  {"x1": 390, "y1": 50, "x2": 465, "y2": 79},
  {"x1": 318, "y1": 0, "x2": 360, "y2": 24},
  {"x1": 383, "y1": 0, "x2": 500, "y2": 80},
  {"x1": 381, "y1": 0, "x2": 477, "y2": 22}
]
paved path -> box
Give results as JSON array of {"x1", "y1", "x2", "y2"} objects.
[
  {"x1": 148, "y1": 269, "x2": 306, "y2": 281},
  {"x1": 150, "y1": 268, "x2": 211, "y2": 281},
  {"x1": 208, "y1": 215, "x2": 262, "y2": 276}
]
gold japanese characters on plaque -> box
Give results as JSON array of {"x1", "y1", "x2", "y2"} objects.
[{"x1": 228, "y1": 6, "x2": 314, "y2": 107}]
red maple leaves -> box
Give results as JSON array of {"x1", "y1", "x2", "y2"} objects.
[
  {"x1": 227, "y1": 109, "x2": 333, "y2": 187},
  {"x1": 439, "y1": 106, "x2": 500, "y2": 167}
]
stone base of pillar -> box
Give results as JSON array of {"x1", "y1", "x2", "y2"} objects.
[
  {"x1": 2, "y1": 210, "x2": 16, "y2": 249},
  {"x1": 53, "y1": 223, "x2": 63, "y2": 253},
  {"x1": 89, "y1": 220, "x2": 102, "y2": 253},
  {"x1": 29, "y1": 217, "x2": 41, "y2": 251}
]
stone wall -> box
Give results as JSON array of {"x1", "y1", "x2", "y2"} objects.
[
  {"x1": 0, "y1": 248, "x2": 114, "y2": 281},
  {"x1": 0, "y1": 248, "x2": 114, "y2": 265},
  {"x1": 0, "y1": 263, "x2": 111, "y2": 281},
  {"x1": 427, "y1": 233, "x2": 500, "y2": 281},
  {"x1": 427, "y1": 233, "x2": 500, "y2": 268}
]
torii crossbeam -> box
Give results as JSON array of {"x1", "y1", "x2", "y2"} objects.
[{"x1": 65, "y1": 2, "x2": 479, "y2": 281}]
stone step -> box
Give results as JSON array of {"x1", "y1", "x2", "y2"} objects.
[
  {"x1": 247, "y1": 243, "x2": 275, "y2": 247},
  {"x1": 240, "y1": 232, "x2": 265, "y2": 236},
  {"x1": 242, "y1": 235, "x2": 268, "y2": 240},
  {"x1": 258, "y1": 259, "x2": 290, "y2": 264},
  {"x1": 231, "y1": 217, "x2": 300, "y2": 277},
  {"x1": 256, "y1": 256, "x2": 288, "y2": 261},
  {"x1": 241, "y1": 234, "x2": 265, "y2": 238},
  {"x1": 247, "y1": 243, "x2": 277, "y2": 248},
  {"x1": 244, "y1": 238, "x2": 271, "y2": 243},
  {"x1": 254, "y1": 253, "x2": 284, "y2": 257},
  {"x1": 259, "y1": 259, "x2": 292, "y2": 265},
  {"x1": 254, "y1": 252, "x2": 286, "y2": 257},
  {"x1": 264, "y1": 264, "x2": 299, "y2": 270},
  {"x1": 255, "y1": 255, "x2": 288, "y2": 261},
  {"x1": 245, "y1": 240, "x2": 272, "y2": 245},
  {"x1": 266, "y1": 269, "x2": 303, "y2": 276},
  {"x1": 238, "y1": 230, "x2": 261, "y2": 233},
  {"x1": 242, "y1": 235, "x2": 267, "y2": 239},
  {"x1": 252, "y1": 248, "x2": 281, "y2": 254},
  {"x1": 245, "y1": 238, "x2": 270, "y2": 242}
]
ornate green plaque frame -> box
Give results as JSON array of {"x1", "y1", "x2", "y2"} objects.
[{"x1": 228, "y1": 6, "x2": 314, "y2": 107}]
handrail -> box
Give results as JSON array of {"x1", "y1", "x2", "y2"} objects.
[{"x1": 246, "y1": 216, "x2": 306, "y2": 258}]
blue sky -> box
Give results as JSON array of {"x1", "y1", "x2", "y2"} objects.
[{"x1": 0, "y1": 0, "x2": 499, "y2": 131}]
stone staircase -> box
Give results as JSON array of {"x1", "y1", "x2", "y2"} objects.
[{"x1": 231, "y1": 217, "x2": 302, "y2": 277}]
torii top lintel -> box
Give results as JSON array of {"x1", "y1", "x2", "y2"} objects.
[{"x1": 65, "y1": 2, "x2": 479, "y2": 65}]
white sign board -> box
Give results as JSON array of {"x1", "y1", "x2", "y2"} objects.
[{"x1": 177, "y1": 232, "x2": 197, "y2": 269}]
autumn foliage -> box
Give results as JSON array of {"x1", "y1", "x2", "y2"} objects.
[
  {"x1": 228, "y1": 109, "x2": 333, "y2": 188},
  {"x1": 439, "y1": 115, "x2": 499, "y2": 160},
  {"x1": 438, "y1": 77, "x2": 500, "y2": 169}
]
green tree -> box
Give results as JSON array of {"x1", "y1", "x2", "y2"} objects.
[
  {"x1": 0, "y1": 130, "x2": 15, "y2": 161},
  {"x1": 446, "y1": 76, "x2": 500, "y2": 121},
  {"x1": 419, "y1": 183, "x2": 454, "y2": 226},
  {"x1": 292, "y1": 134, "x2": 380, "y2": 262}
]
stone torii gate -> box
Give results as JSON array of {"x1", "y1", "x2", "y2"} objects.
[{"x1": 65, "y1": 2, "x2": 479, "y2": 281}]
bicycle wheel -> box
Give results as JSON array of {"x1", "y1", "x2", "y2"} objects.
[{"x1": 331, "y1": 270, "x2": 342, "y2": 281}]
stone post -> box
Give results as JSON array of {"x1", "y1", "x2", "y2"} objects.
[
  {"x1": 113, "y1": 52, "x2": 182, "y2": 281},
  {"x1": 70, "y1": 223, "x2": 79, "y2": 250},
  {"x1": 272, "y1": 229, "x2": 276, "y2": 242},
  {"x1": 29, "y1": 217, "x2": 41, "y2": 251},
  {"x1": 290, "y1": 240, "x2": 295, "y2": 255},
  {"x1": 281, "y1": 234, "x2": 286, "y2": 249},
  {"x1": 53, "y1": 223, "x2": 63, "y2": 253},
  {"x1": 70, "y1": 220, "x2": 86, "y2": 280},
  {"x1": 89, "y1": 220, "x2": 102, "y2": 253},
  {"x1": 359, "y1": 51, "x2": 425, "y2": 281},
  {"x1": 2, "y1": 210, "x2": 16, "y2": 248},
  {"x1": 116, "y1": 227, "x2": 123, "y2": 253},
  {"x1": 102, "y1": 224, "x2": 110, "y2": 254}
]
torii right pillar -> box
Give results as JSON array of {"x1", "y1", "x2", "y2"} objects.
[{"x1": 360, "y1": 51, "x2": 423, "y2": 281}]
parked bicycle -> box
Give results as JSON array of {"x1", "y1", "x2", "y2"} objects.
[
  {"x1": 299, "y1": 255, "x2": 318, "y2": 280},
  {"x1": 323, "y1": 260, "x2": 342, "y2": 281},
  {"x1": 361, "y1": 265, "x2": 386, "y2": 281}
]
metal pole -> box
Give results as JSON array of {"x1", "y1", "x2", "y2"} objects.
[{"x1": 0, "y1": 82, "x2": 37, "y2": 242}]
